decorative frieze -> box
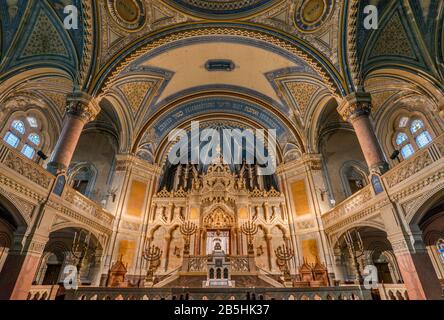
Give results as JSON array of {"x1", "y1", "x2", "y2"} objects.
[
  {"x1": 3, "y1": 152, "x2": 52, "y2": 189},
  {"x1": 384, "y1": 151, "x2": 433, "y2": 188}
]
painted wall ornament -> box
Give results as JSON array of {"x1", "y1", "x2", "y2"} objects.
[
  {"x1": 164, "y1": 0, "x2": 280, "y2": 18},
  {"x1": 6, "y1": 0, "x2": 19, "y2": 20},
  {"x1": 294, "y1": 0, "x2": 334, "y2": 32},
  {"x1": 107, "y1": 0, "x2": 146, "y2": 31}
]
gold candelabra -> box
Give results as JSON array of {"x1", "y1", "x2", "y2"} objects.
[
  {"x1": 275, "y1": 244, "x2": 294, "y2": 282},
  {"x1": 180, "y1": 221, "x2": 198, "y2": 255},
  {"x1": 142, "y1": 244, "x2": 162, "y2": 283},
  {"x1": 241, "y1": 221, "x2": 258, "y2": 255}
]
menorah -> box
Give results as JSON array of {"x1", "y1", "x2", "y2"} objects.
[
  {"x1": 275, "y1": 244, "x2": 294, "y2": 282},
  {"x1": 142, "y1": 244, "x2": 162, "y2": 284},
  {"x1": 180, "y1": 221, "x2": 198, "y2": 255},
  {"x1": 70, "y1": 231, "x2": 97, "y2": 284},
  {"x1": 240, "y1": 221, "x2": 258, "y2": 255},
  {"x1": 343, "y1": 229, "x2": 365, "y2": 284}
]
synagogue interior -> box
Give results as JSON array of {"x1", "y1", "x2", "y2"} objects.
[{"x1": 0, "y1": 0, "x2": 444, "y2": 300}]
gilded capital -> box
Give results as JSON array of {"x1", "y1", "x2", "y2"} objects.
[
  {"x1": 66, "y1": 91, "x2": 101, "y2": 122},
  {"x1": 337, "y1": 92, "x2": 372, "y2": 122}
]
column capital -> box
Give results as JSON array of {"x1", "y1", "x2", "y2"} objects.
[
  {"x1": 337, "y1": 92, "x2": 372, "y2": 122},
  {"x1": 66, "y1": 91, "x2": 101, "y2": 122},
  {"x1": 301, "y1": 153, "x2": 323, "y2": 171}
]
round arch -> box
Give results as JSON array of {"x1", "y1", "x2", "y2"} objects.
[
  {"x1": 48, "y1": 223, "x2": 106, "y2": 252},
  {"x1": 91, "y1": 23, "x2": 346, "y2": 97},
  {"x1": 0, "y1": 193, "x2": 29, "y2": 231},
  {"x1": 135, "y1": 92, "x2": 305, "y2": 161},
  {"x1": 331, "y1": 223, "x2": 388, "y2": 250}
]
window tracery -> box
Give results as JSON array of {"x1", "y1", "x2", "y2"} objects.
[
  {"x1": 3, "y1": 116, "x2": 43, "y2": 160},
  {"x1": 393, "y1": 116, "x2": 433, "y2": 160}
]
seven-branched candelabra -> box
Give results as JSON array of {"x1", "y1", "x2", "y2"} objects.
[
  {"x1": 180, "y1": 221, "x2": 198, "y2": 255},
  {"x1": 142, "y1": 244, "x2": 162, "y2": 284},
  {"x1": 275, "y1": 244, "x2": 294, "y2": 282},
  {"x1": 343, "y1": 229, "x2": 365, "y2": 284},
  {"x1": 240, "y1": 221, "x2": 258, "y2": 255}
]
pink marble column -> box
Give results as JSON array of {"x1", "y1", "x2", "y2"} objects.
[
  {"x1": 0, "y1": 235, "x2": 47, "y2": 300},
  {"x1": 0, "y1": 254, "x2": 41, "y2": 300},
  {"x1": 48, "y1": 91, "x2": 100, "y2": 174},
  {"x1": 337, "y1": 92, "x2": 388, "y2": 174},
  {"x1": 391, "y1": 238, "x2": 443, "y2": 300}
]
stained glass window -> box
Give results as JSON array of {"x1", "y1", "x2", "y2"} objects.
[
  {"x1": 4, "y1": 131, "x2": 20, "y2": 148},
  {"x1": 27, "y1": 117, "x2": 38, "y2": 128},
  {"x1": 396, "y1": 133, "x2": 408, "y2": 146},
  {"x1": 12, "y1": 120, "x2": 25, "y2": 135},
  {"x1": 21, "y1": 144, "x2": 35, "y2": 159},
  {"x1": 394, "y1": 116, "x2": 434, "y2": 161},
  {"x1": 410, "y1": 120, "x2": 424, "y2": 134},
  {"x1": 401, "y1": 144, "x2": 415, "y2": 159},
  {"x1": 28, "y1": 133, "x2": 41, "y2": 146},
  {"x1": 416, "y1": 131, "x2": 432, "y2": 148},
  {"x1": 437, "y1": 239, "x2": 444, "y2": 263},
  {"x1": 3, "y1": 116, "x2": 44, "y2": 157},
  {"x1": 399, "y1": 117, "x2": 409, "y2": 128}
]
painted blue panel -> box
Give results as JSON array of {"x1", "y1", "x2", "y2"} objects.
[
  {"x1": 371, "y1": 175, "x2": 384, "y2": 195},
  {"x1": 153, "y1": 97, "x2": 289, "y2": 141}
]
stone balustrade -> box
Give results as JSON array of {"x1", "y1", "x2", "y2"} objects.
[
  {"x1": 377, "y1": 284, "x2": 409, "y2": 300},
  {"x1": 26, "y1": 285, "x2": 61, "y2": 300},
  {"x1": 64, "y1": 286, "x2": 372, "y2": 300},
  {"x1": 186, "y1": 255, "x2": 252, "y2": 273},
  {"x1": 0, "y1": 141, "x2": 114, "y2": 233},
  {"x1": 322, "y1": 133, "x2": 444, "y2": 235}
]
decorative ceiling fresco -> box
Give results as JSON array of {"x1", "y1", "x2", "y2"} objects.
[
  {"x1": 162, "y1": 0, "x2": 282, "y2": 18},
  {"x1": 0, "y1": 0, "x2": 443, "y2": 158}
]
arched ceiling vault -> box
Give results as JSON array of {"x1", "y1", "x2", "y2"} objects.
[
  {"x1": 1, "y1": 0, "x2": 443, "y2": 161},
  {"x1": 354, "y1": 0, "x2": 444, "y2": 91},
  {"x1": 92, "y1": 23, "x2": 346, "y2": 97},
  {"x1": 134, "y1": 92, "x2": 305, "y2": 156}
]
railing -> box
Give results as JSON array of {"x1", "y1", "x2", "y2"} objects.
[
  {"x1": 322, "y1": 185, "x2": 374, "y2": 229},
  {"x1": 187, "y1": 256, "x2": 208, "y2": 272},
  {"x1": 64, "y1": 286, "x2": 373, "y2": 300},
  {"x1": 63, "y1": 186, "x2": 114, "y2": 229},
  {"x1": 231, "y1": 256, "x2": 250, "y2": 272},
  {"x1": 377, "y1": 284, "x2": 409, "y2": 300},
  {"x1": 27, "y1": 285, "x2": 61, "y2": 300},
  {"x1": 0, "y1": 141, "x2": 114, "y2": 232},
  {"x1": 186, "y1": 255, "x2": 252, "y2": 273},
  {"x1": 322, "y1": 133, "x2": 444, "y2": 232}
]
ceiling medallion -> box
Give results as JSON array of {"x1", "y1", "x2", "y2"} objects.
[
  {"x1": 295, "y1": 0, "x2": 334, "y2": 32},
  {"x1": 164, "y1": 0, "x2": 280, "y2": 19},
  {"x1": 107, "y1": 0, "x2": 146, "y2": 31}
]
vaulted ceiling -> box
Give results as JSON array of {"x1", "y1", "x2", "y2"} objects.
[{"x1": 0, "y1": 0, "x2": 443, "y2": 157}]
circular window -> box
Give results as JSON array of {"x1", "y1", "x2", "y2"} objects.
[{"x1": 107, "y1": 0, "x2": 146, "y2": 31}]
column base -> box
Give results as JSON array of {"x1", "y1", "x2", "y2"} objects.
[
  {"x1": 395, "y1": 251, "x2": 443, "y2": 300},
  {"x1": 0, "y1": 253, "x2": 42, "y2": 300}
]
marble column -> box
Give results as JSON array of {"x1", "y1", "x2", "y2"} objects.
[
  {"x1": 389, "y1": 236, "x2": 443, "y2": 300},
  {"x1": 337, "y1": 92, "x2": 388, "y2": 174},
  {"x1": 380, "y1": 205, "x2": 443, "y2": 299},
  {"x1": 0, "y1": 233, "x2": 48, "y2": 300},
  {"x1": 47, "y1": 91, "x2": 101, "y2": 174},
  {"x1": 332, "y1": 248, "x2": 346, "y2": 283}
]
